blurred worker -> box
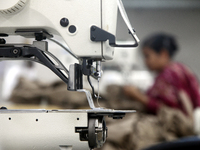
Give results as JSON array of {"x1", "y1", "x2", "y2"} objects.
[{"x1": 124, "y1": 33, "x2": 200, "y2": 116}]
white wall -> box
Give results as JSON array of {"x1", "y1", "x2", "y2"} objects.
[{"x1": 116, "y1": 8, "x2": 200, "y2": 79}]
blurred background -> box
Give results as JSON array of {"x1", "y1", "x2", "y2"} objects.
[
  {"x1": 0, "y1": 0, "x2": 200, "y2": 150},
  {"x1": 117, "y1": 0, "x2": 200, "y2": 79},
  {"x1": 1, "y1": 0, "x2": 200, "y2": 105}
]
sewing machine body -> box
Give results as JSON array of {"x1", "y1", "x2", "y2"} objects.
[
  {"x1": 0, "y1": 0, "x2": 139, "y2": 149},
  {"x1": 0, "y1": 110, "x2": 89, "y2": 150},
  {"x1": 0, "y1": 109, "x2": 135, "y2": 150},
  {"x1": 0, "y1": 0, "x2": 118, "y2": 60}
]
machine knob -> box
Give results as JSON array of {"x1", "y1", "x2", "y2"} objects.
[{"x1": 0, "y1": 0, "x2": 27, "y2": 15}]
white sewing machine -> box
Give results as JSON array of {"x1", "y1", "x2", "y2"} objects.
[{"x1": 0, "y1": 0, "x2": 139, "y2": 149}]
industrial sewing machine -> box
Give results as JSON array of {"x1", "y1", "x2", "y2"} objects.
[{"x1": 0, "y1": 0, "x2": 139, "y2": 149}]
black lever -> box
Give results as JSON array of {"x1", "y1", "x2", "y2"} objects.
[
  {"x1": 0, "y1": 45, "x2": 68, "y2": 84},
  {"x1": 90, "y1": 25, "x2": 138, "y2": 47}
]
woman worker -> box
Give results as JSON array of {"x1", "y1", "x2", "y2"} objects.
[
  {"x1": 124, "y1": 33, "x2": 200, "y2": 116},
  {"x1": 103, "y1": 33, "x2": 200, "y2": 150}
]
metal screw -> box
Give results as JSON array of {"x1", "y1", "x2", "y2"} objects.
[
  {"x1": 13, "y1": 49, "x2": 18, "y2": 54},
  {"x1": 91, "y1": 35, "x2": 96, "y2": 41},
  {"x1": 92, "y1": 26, "x2": 96, "y2": 31},
  {"x1": 0, "y1": 38, "x2": 6, "y2": 44}
]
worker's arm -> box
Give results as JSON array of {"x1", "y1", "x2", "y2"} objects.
[
  {"x1": 123, "y1": 86, "x2": 149, "y2": 105},
  {"x1": 123, "y1": 85, "x2": 161, "y2": 114}
]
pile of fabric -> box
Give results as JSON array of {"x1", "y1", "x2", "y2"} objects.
[
  {"x1": 98, "y1": 106, "x2": 193, "y2": 150},
  {"x1": 9, "y1": 77, "x2": 88, "y2": 108}
]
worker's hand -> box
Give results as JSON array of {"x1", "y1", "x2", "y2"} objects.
[
  {"x1": 123, "y1": 85, "x2": 140, "y2": 99},
  {"x1": 123, "y1": 86, "x2": 148, "y2": 105}
]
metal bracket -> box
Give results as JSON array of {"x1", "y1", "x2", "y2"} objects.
[
  {"x1": 15, "y1": 29, "x2": 53, "y2": 41},
  {"x1": 68, "y1": 64, "x2": 83, "y2": 91},
  {"x1": 77, "y1": 89, "x2": 95, "y2": 109},
  {"x1": 90, "y1": 25, "x2": 139, "y2": 47},
  {"x1": 0, "y1": 42, "x2": 69, "y2": 84}
]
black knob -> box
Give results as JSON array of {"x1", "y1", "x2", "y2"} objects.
[
  {"x1": 69, "y1": 25, "x2": 77, "y2": 33},
  {"x1": 60, "y1": 18, "x2": 69, "y2": 27}
]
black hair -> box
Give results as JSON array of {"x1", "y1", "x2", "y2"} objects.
[{"x1": 141, "y1": 33, "x2": 178, "y2": 58}]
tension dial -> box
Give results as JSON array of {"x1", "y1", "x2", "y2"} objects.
[{"x1": 0, "y1": 0, "x2": 27, "y2": 15}]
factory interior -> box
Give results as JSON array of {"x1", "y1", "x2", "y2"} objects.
[{"x1": 0, "y1": 0, "x2": 200, "y2": 150}]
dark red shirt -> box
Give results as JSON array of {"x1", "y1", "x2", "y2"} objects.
[{"x1": 147, "y1": 62, "x2": 200, "y2": 114}]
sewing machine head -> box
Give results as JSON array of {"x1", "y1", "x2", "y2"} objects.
[
  {"x1": 0, "y1": 0, "x2": 139, "y2": 106},
  {"x1": 0, "y1": 0, "x2": 138, "y2": 57}
]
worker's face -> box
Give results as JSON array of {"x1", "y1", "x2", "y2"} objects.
[{"x1": 142, "y1": 47, "x2": 168, "y2": 71}]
